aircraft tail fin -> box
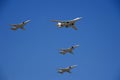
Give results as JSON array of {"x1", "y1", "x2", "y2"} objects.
[
  {"x1": 20, "y1": 26, "x2": 26, "y2": 30},
  {"x1": 69, "y1": 50, "x2": 73, "y2": 54},
  {"x1": 71, "y1": 25, "x2": 78, "y2": 30},
  {"x1": 67, "y1": 70, "x2": 71, "y2": 73}
]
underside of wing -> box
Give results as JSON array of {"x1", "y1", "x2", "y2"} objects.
[{"x1": 71, "y1": 25, "x2": 78, "y2": 30}]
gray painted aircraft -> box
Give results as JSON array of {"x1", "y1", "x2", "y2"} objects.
[
  {"x1": 51, "y1": 17, "x2": 82, "y2": 30},
  {"x1": 10, "y1": 20, "x2": 30, "y2": 30},
  {"x1": 58, "y1": 65, "x2": 77, "y2": 74},
  {"x1": 60, "y1": 44, "x2": 79, "y2": 55}
]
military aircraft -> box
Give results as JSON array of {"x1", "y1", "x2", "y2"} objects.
[
  {"x1": 51, "y1": 17, "x2": 82, "y2": 30},
  {"x1": 10, "y1": 20, "x2": 30, "y2": 30},
  {"x1": 60, "y1": 44, "x2": 79, "y2": 55},
  {"x1": 58, "y1": 65, "x2": 77, "y2": 74}
]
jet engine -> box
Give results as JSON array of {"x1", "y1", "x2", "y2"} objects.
[{"x1": 57, "y1": 22, "x2": 64, "y2": 28}]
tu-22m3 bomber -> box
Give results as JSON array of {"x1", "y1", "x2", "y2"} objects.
[
  {"x1": 60, "y1": 44, "x2": 79, "y2": 55},
  {"x1": 10, "y1": 20, "x2": 30, "y2": 30},
  {"x1": 51, "y1": 17, "x2": 82, "y2": 30},
  {"x1": 58, "y1": 65, "x2": 77, "y2": 74}
]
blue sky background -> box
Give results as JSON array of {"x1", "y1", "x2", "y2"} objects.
[{"x1": 0, "y1": 0, "x2": 120, "y2": 80}]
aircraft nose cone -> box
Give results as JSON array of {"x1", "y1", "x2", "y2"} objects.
[{"x1": 57, "y1": 23, "x2": 63, "y2": 28}]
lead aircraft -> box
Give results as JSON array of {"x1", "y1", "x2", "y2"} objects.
[{"x1": 51, "y1": 17, "x2": 82, "y2": 30}]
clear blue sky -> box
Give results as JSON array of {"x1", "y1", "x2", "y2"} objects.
[{"x1": 0, "y1": 0, "x2": 120, "y2": 80}]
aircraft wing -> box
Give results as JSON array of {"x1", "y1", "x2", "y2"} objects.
[
  {"x1": 59, "y1": 68, "x2": 64, "y2": 70},
  {"x1": 58, "y1": 68, "x2": 66, "y2": 71},
  {"x1": 62, "y1": 49, "x2": 67, "y2": 52},
  {"x1": 24, "y1": 20, "x2": 31, "y2": 23},
  {"x1": 71, "y1": 25, "x2": 78, "y2": 30},
  {"x1": 21, "y1": 20, "x2": 31, "y2": 24},
  {"x1": 60, "y1": 48, "x2": 67, "y2": 51},
  {"x1": 51, "y1": 20, "x2": 64, "y2": 22},
  {"x1": 10, "y1": 24, "x2": 18, "y2": 27}
]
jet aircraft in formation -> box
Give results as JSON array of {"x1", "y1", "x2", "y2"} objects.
[
  {"x1": 51, "y1": 17, "x2": 82, "y2": 30},
  {"x1": 58, "y1": 65, "x2": 77, "y2": 74},
  {"x1": 10, "y1": 20, "x2": 30, "y2": 30},
  {"x1": 60, "y1": 44, "x2": 79, "y2": 55},
  {"x1": 9, "y1": 18, "x2": 80, "y2": 74}
]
